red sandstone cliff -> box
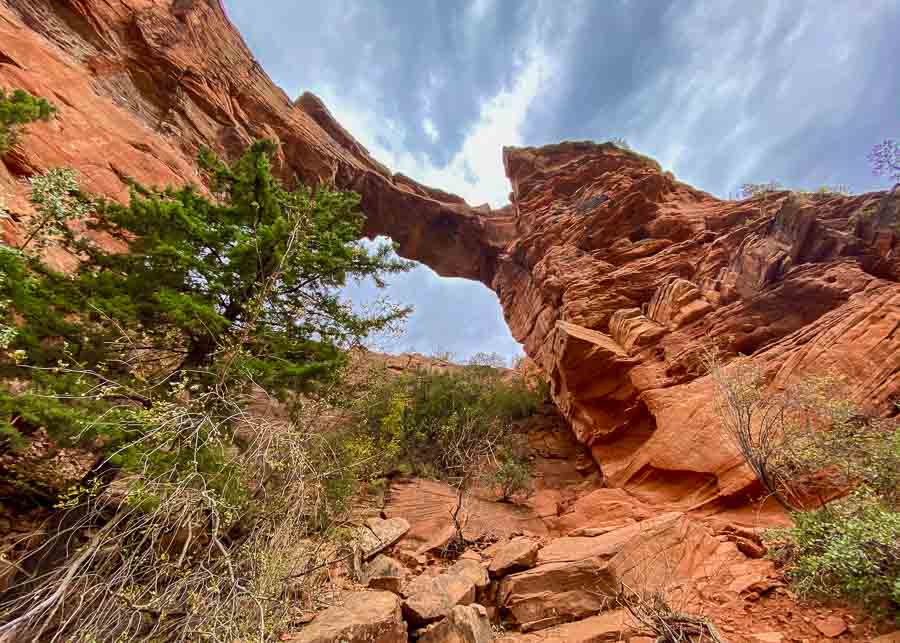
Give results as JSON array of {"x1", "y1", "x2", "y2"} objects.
[
  {"x1": 498, "y1": 143, "x2": 900, "y2": 518},
  {"x1": 2, "y1": 0, "x2": 899, "y2": 521}
]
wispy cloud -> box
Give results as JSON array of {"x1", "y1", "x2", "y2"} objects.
[
  {"x1": 314, "y1": 41, "x2": 553, "y2": 208},
  {"x1": 226, "y1": 0, "x2": 900, "y2": 359}
]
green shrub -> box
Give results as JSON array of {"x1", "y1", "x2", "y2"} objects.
[
  {"x1": 19, "y1": 167, "x2": 92, "y2": 252},
  {"x1": 0, "y1": 88, "x2": 56, "y2": 152},
  {"x1": 338, "y1": 364, "x2": 542, "y2": 482},
  {"x1": 708, "y1": 351, "x2": 900, "y2": 619},
  {"x1": 768, "y1": 492, "x2": 900, "y2": 619},
  {"x1": 493, "y1": 447, "x2": 530, "y2": 501}
]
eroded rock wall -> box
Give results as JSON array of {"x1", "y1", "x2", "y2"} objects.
[
  {"x1": 0, "y1": 0, "x2": 509, "y2": 280},
  {"x1": 2, "y1": 0, "x2": 899, "y2": 517},
  {"x1": 497, "y1": 142, "x2": 900, "y2": 513}
]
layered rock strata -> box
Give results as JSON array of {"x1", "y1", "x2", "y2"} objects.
[{"x1": 2, "y1": 0, "x2": 899, "y2": 515}]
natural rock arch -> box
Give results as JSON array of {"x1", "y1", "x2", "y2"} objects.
[{"x1": 3, "y1": 0, "x2": 900, "y2": 514}]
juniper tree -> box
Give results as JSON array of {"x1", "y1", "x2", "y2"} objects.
[
  {"x1": 0, "y1": 140, "x2": 411, "y2": 449},
  {"x1": 0, "y1": 88, "x2": 56, "y2": 152}
]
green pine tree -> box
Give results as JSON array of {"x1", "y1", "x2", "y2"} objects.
[
  {"x1": 0, "y1": 88, "x2": 56, "y2": 152},
  {"x1": 0, "y1": 140, "x2": 412, "y2": 451}
]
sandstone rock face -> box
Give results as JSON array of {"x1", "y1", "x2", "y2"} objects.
[
  {"x1": 496, "y1": 609, "x2": 633, "y2": 642},
  {"x1": 281, "y1": 591, "x2": 407, "y2": 643},
  {"x1": 358, "y1": 517, "x2": 411, "y2": 560},
  {"x1": 384, "y1": 479, "x2": 548, "y2": 554},
  {"x1": 449, "y1": 559, "x2": 490, "y2": 593},
  {"x1": 3, "y1": 1, "x2": 899, "y2": 520},
  {"x1": 365, "y1": 555, "x2": 409, "y2": 594},
  {"x1": 0, "y1": 0, "x2": 510, "y2": 279},
  {"x1": 497, "y1": 144, "x2": 900, "y2": 515},
  {"x1": 417, "y1": 604, "x2": 493, "y2": 643},
  {"x1": 402, "y1": 570, "x2": 477, "y2": 627},
  {"x1": 487, "y1": 537, "x2": 540, "y2": 578},
  {"x1": 498, "y1": 512, "x2": 744, "y2": 632}
]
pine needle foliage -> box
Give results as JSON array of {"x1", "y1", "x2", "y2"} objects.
[
  {"x1": 0, "y1": 140, "x2": 412, "y2": 453},
  {"x1": 0, "y1": 88, "x2": 56, "y2": 152}
]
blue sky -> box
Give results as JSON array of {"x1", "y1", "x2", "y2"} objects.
[{"x1": 224, "y1": 0, "x2": 899, "y2": 361}]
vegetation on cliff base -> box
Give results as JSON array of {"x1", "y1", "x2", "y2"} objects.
[
  {"x1": 0, "y1": 88, "x2": 55, "y2": 153},
  {"x1": 705, "y1": 351, "x2": 900, "y2": 620},
  {"x1": 0, "y1": 140, "x2": 411, "y2": 450},
  {"x1": 336, "y1": 358, "x2": 542, "y2": 489},
  {"x1": 0, "y1": 134, "x2": 545, "y2": 640},
  {"x1": 0, "y1": 141, "x2": 418, "y2": 640}
]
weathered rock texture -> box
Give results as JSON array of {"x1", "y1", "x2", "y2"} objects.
[
  {"x1": 281, "y1": 591, "x2": 407, "y2": 643},
  {"x1": 2, "y1": 0, "x2": 899, "y2": 520},
  {"x1": 0, "y1": 0, "x2": 509, "y2": 278},
  {"x1": 499, "y1": 145, "x2": 900, "y2": 517}
]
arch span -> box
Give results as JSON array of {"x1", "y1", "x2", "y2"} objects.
[{"x1": 3, "y1": 0, "x2": 900, "y2": 514}]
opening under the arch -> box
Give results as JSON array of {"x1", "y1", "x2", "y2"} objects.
[{"x1": 344, "y1": 236, "x2": 524, "y2": 363}]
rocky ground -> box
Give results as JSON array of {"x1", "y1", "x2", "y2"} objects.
[
  {"x1": 1, "y1": 2, "x2": 899, "y2": 640},
  {"x1": 280, "y1": 407, "x2": 897, "y2": 642}
]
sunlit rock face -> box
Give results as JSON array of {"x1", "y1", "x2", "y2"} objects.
[
  {"x1": 0, "y1": 0, "x2": 509, "y2": 280},
  {"x1": 3, "y1": 0, "x2": 899, "y2": 515},
  {"x1": 497, "y1": 141, "x2": 900, "y2": 514}
]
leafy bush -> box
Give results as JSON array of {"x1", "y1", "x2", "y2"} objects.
[
  {"x1": 0, "y1": 88, "x2": 55, "y2": 152},
  {"x1": 768, "y1": 492, "x2": 900, "y2": 619},
  {"x1": 339, "y1": 363, "x2": 542, "y2": 483},
  {"x1": 19, "y1": 167, "x2": 92, "y2": 252},
  {"x1": 705, "y1": 350, "x2": 899, "y2": 510},
  {"x1": 707, "y1": 351, "x2": 900, "y2": 618},
  {"x1": 493, "y1": 447, "x2": 531, "y2": 501}
]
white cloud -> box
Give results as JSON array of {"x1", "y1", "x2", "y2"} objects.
[
  {"x1": 612, "y1": 0, "x2": 884, "y2": 196},
  {"x1": 422, "y1": 117, "x2": 440, "y2": 143},
  {"x1": 312, "y1": 47, "x2": 553, "y2": 208},
  {"x1": 468, "y1": 0, "x2": 494, "y2": 23}
]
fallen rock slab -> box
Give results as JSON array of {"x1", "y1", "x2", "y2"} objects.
[
  {"x1": 488, "y1": 537, "x2": 540, "y2": 578},
  {"x1": 281, "y1": 591, "x2": 407, "y2": 643},
  {"x1": 498, "y1": 557, "x2": 618, "y2": 632},
  {"x1": 366, "y1": 555, "x2": 408, "y2": 581},
  {"x1": 496, "y1": 609, "x2": 633, "y2": 642},
  {"x1": 450, "y1": 558, "x2": 490, "y2": 592},
  {"x1": 365, "y1": 554, "x2": 409, "y2": 593},
  {"x1": 547, "y1": 488, "x2": 655, "y2": 537},
  {"x1": 417, "y1": 604, "x2": 493, "y2": 643},
  {"x1": 403, "y1": 571, "x2": 476, "y2": 627},
  {"x1": 358, "y1": 517, "x2": 411, "y2": 560},
  {"x1": 385, "y1": 479, "x2": 548, "y2": 556},
  {"x1": 499, "y1": 512, "x2": 742, "y2": 632},
  {"x1": 814, "y1": 615, "x2": 848, "y2": 638}
]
